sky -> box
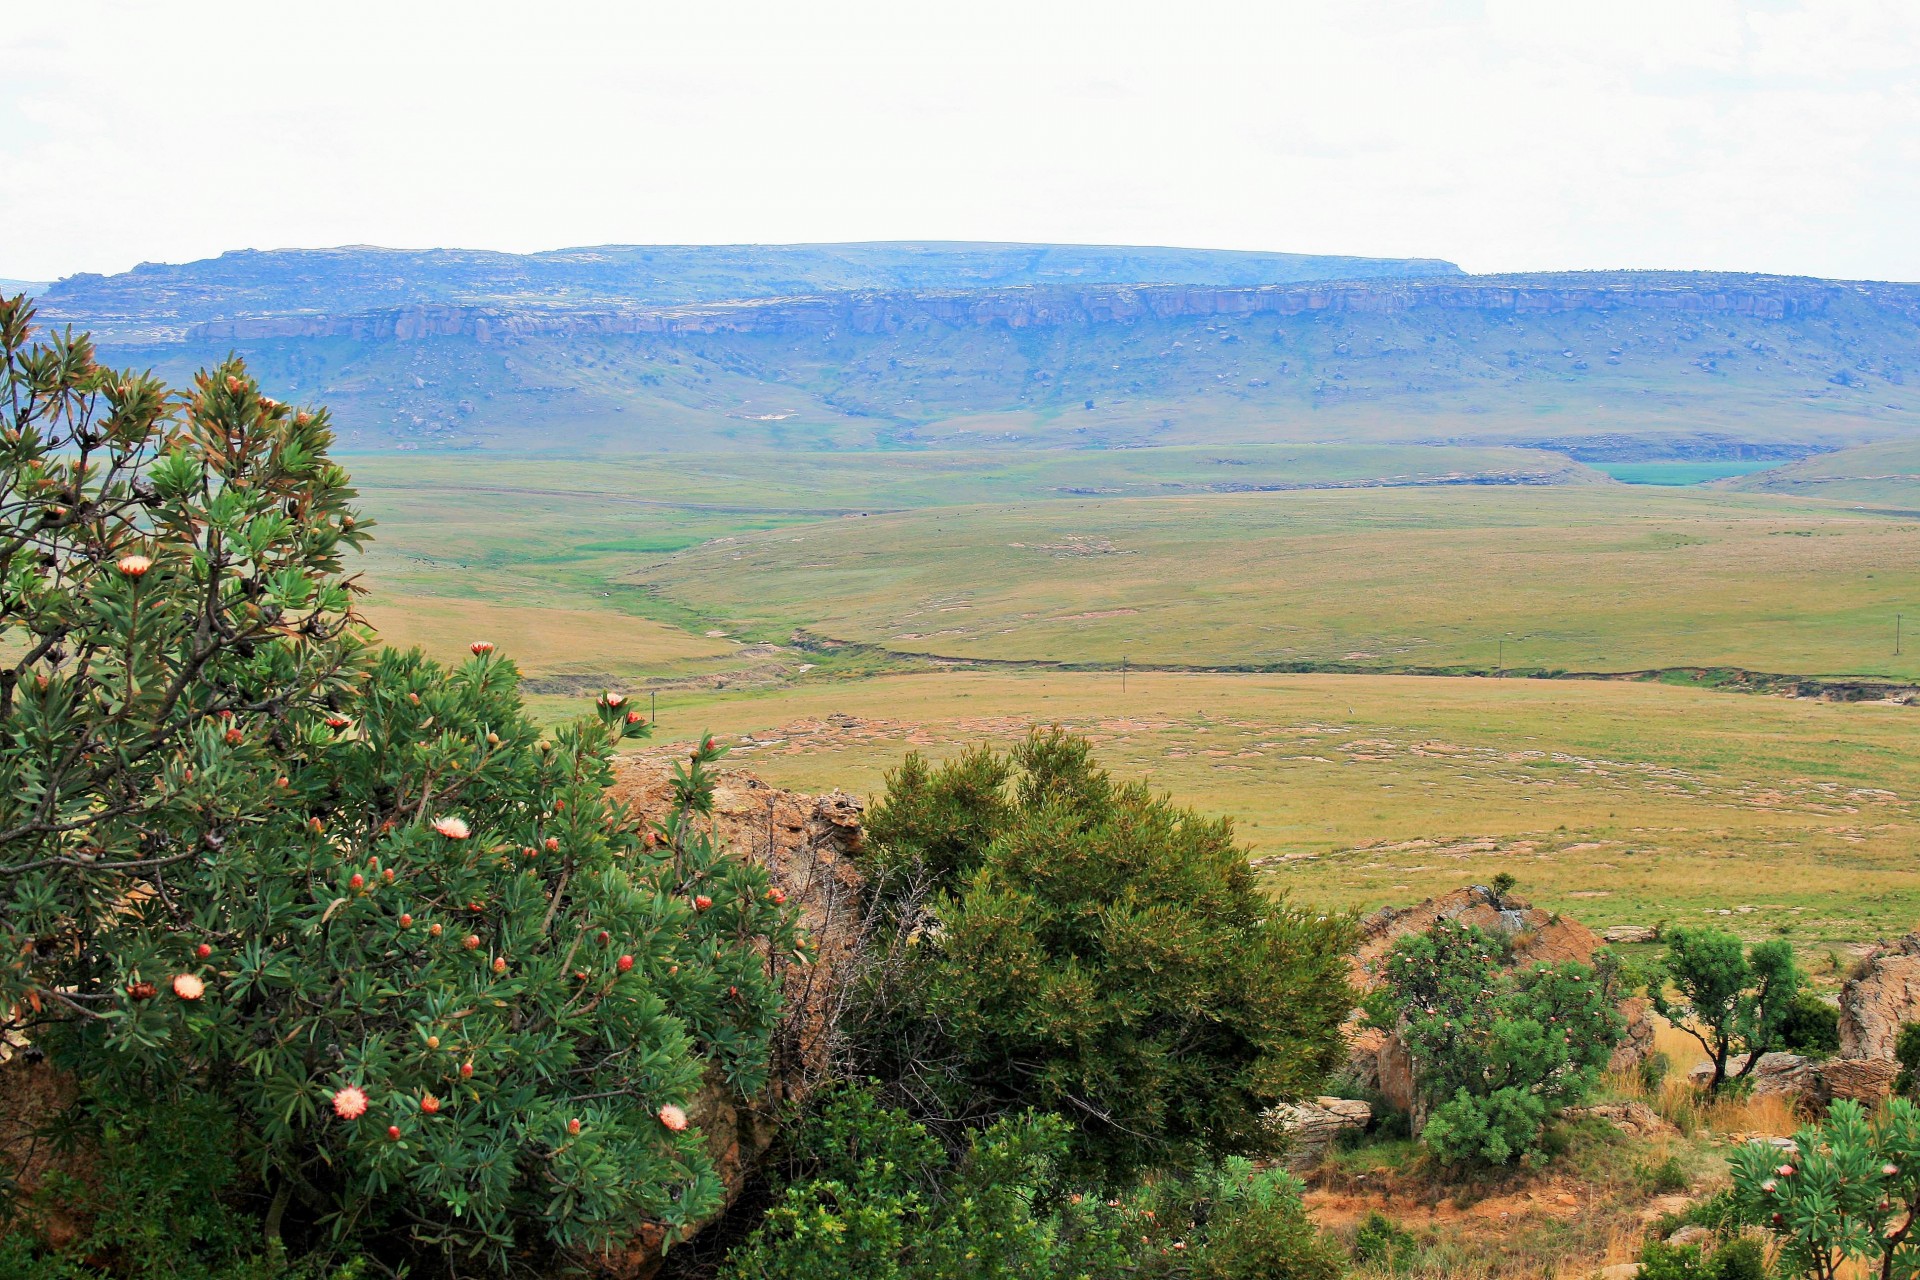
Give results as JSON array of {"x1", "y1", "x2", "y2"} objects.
[{"x1": 4, "y1": 0, "x2": 1918, "y2": 283}]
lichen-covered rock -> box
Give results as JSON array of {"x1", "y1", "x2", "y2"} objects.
[
  {"x1": 1839, "y1": 934, "x2": 1920, "y2": 1060},
  {"x1": 1270, "y1": 1096, "x2": 1372, "y2": 1168}
]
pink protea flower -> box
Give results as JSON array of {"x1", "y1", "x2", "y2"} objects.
[
  {"x1": 601, "y1": 691, "x2": 626, "y2": 708},
  {"x1": 172, "y1": 973, "x2": 205, "y2": 1001},
  {"x1": 658, "y1": 1104, "x2": 688, "y2": 1132},
  {"x1": 332, "y1": 1086, "x2": 369, "y2": 1120},
  {"x1": 1887, "y1": 1163, "x2": 1903, "y2": 1177},
  {"x1": 432, "y1": 816, "x2": 471, "y2": 840},
  {"x1": 116, "y1": 554, "x2": 152, "y2": 578},
  {"x1": 470, "y1": 641, "x2": 494, "y2": 655}
]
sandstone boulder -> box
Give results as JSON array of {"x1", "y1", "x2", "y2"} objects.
[
  {"x1": 1839, "y1": 934, "x2": 1920, "y2": 1061},
  {"x1": 1270, "y1": 1096, "x2": 1372, "y2": 1168},
  {"x1": 1684, "y1": 1052, "x2": 1816, "y2": 1098},
  {"x1": 592, "y1": 757, "x2": 868, "y2": 1280},
  {"x1": 1603, "y1": 926, "x2": 1659, "y2": 944},
  {"x1": 1820, "y1": 1056, "x2": 1900, "y2": 1104}
]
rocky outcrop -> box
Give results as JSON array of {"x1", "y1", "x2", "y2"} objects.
[
  {"x1": 1603, "y1": 926, "x2": 1659, "y2": 944},
  {"x1": 1839, "y1": 934, "x2": 1920, "y2": 1060},
  {"x1": 1562, "y1": 1101, "x2": 1678, "y2": 1141},
  {"x1": 1684, "y1": 1052, "x2": 1899, "y2": 1106},
  {"x1": 1270, "y1": 1097, "x2": 1372, "y2": 1169},
  {"x1": 1343, "y1": 886, "x2": 1654, "y2": 1118},
  {"x1": 590, "y1": 758, "x2": 867, "y2": 1280}
]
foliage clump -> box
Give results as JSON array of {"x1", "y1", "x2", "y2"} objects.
[
  {"x1": 1648, "y1": 927, "x2": 1801, "y2": 1092},
  {"x1": 1729, "y1": 1097, "x2": 1920, "y2": 1280},
  {"x1": 0, "y1": 296, "x2": 797, "y2": 1272},
  {"x1": 1370, "y1": 919, "x2": 1624, "y2": 1165},
  {"x1": 722, "y1": 1082, "x2": 1348, "y2": 1280},
  {"x1": 852, "y1": 728, "x2": 1355, "y2": 1180}
]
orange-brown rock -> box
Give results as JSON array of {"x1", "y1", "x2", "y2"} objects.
[
  {"x1": 586, "y1": 757, "x2": 867, "y2": 1280},
  {"x1": 1839, "y1": 934, "x2": 1920, "y2": 1061}
]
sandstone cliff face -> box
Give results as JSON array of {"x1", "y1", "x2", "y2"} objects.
[
  {"x1": 1839, "y1": 934, "x2": 1920, "y2": 1063},
  {"x1": 181, "y1": 275, "x2": 1855, "y2": 344}
]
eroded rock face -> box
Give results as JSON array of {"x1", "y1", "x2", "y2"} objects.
[
  {"x1": 588, "y1": 757, "x2": 868, "y2": 1280},
  {"x1": 1603, "y1": 926, "x2": 1659, "y2": 945},
  {"x1": 1839, "y1": 935, "x2": 1920, "y2": 1061},
  {"x1": 1270, "y1": 1097, "x2": 1372, "y2": 1169},
  {"x1": 1343, "y1": 886, "x2": 1653, "y2": 1121},
  {"x1": 1683, "y1": 1052, "x2": 1898, "y2": 1107}
]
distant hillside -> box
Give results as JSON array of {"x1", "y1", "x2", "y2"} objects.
[
  {"x1": 27, "y1": 245, "x2": 1920, "y2": 457},
  {"x1": 1719, "y1": 439, "x2": 1920, "y2": 505},
  {"x1": 36, "y1": 241, "x2": 1461, "y2": 341},
  {"x1": 0, "y1": 279, "x2": 48, "y2": 296}
]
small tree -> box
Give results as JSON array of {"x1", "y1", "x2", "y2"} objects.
[
  {"x1": 852, "y1": 729, "x2": 1355, "y2": 1182},
  {"x1": 0, "y1": 298, "x2": 799, "y2": 1271},
  {"x1": 1648, "y1": 927, "x2": 1800, "y2": 1092},
  {"x1": 1373, "y1": 920, "x2": 1623, "y2": 1165},
  {"x1": 1729, "y1": 1097, "x2": 1920, "y2": 1280}
]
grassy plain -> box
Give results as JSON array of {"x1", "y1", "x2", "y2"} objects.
[
  {"x1": 624, "y1": 669, "x2": 1920, "y2": 946},
  {"x1": 640, "y1": 484, "x2": 1920, "y2": 679},
  {"x1": 342, "y1": 445, "x2": 1920, "y2": 943}
]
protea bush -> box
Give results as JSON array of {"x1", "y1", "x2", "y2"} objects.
[{"x1": 0, "y1": 294, "x2": 796, "y2": 1271}]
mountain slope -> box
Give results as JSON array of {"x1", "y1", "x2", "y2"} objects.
[{"x1": 25, "y1": 246, "x2": 1920, "y2": 456}]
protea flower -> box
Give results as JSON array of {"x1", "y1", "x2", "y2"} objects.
[
  {"x1": 420, "y1": 1094, "x2": 441, "y2": 1114},
  {"x1": 601, "y1": 691, "x2": 626, "y2": 709},
  {"x1": 432, "y1": 816, "x2": 470, "y2": 840},
  {"x1": 658, "y1": 1104, "x2": 688, "y2": 1132},
  {"x1": 694, "y1": 895, "x2": 713, "y2": 911},
  {"x1": 470, "y1": 641, "x2": 494, "y2": 655},
  {"x1": 617, "y1": 955, "x2": 634, "y2": 973},
  {"x1": 567, "y1": 1118, "x2": 582, "y2": 1135},
  {"x1": 116, "y1": 554, "x2": 152, "y2": 577},
  {"x1": 332, "y1": 1086, "x2": 368, "y2": 1120},
  {"x1": 172, "y1": 973, "x2": 205, "y2": 1000}
]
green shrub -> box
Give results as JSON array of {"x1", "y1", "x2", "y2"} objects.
[
  {"x1": 1637, "y1": 1154, "x2": 1691, "y2": 1194},
  {"x1": 1640, "y1": 1049, "x2": 1674, "y2": 1093},
  {"x1": 1729, "y1": 1097, "x2": 1920, "y2": 1280},
  {"x1": 1896, "y1": 1021, "x2": 1920, "y2": 1096},
  {"x1": 723, "y1": 1084, "x2": 1348, "y2": 1280},
  {"x1": 852, "y1": 729, "x2": 1355, "y2": 1181},
  {"x1": 1637, "y1": 1236, "x2": 1768, "y2": 1280},
  {"x1": 1373, "y1": 919, "x2": 1623, "y2": 1165},
  {"x1": 1648, "y1": 928, "x2": 1801, "y2": 1092},
  {"x1": 1352, "y1": 1211, "x2": 1418, "y2": 1271},
  {"x1": 1776, "y1": 993, "x2": 1839, "y2": 1057},
  {"x1": 0, "y1": 302, "x2": 799, "y2": 1272}
]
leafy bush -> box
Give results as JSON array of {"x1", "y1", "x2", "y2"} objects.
[
  {"x1": 723, "y1": 1084, "x2": 1348, "y2": 1280},
  {"x1": 1637, "y1": 1154, "x2": 1691, "y2": 1194},
  {"x1": 1648, "y1": 928, "x2": 1801, "y2": 1092},
  {"x1": 1373, "y1": 919, "x2": 1623, "y2": 1165},
  {"x1": 1775, "y1": 992, "x2": 1839, "y2": 1057},
  {"x1": 1640, "y1": 1049, "x2": 1674, "y2": 1094},
  {"x1": 1896, "y1": 1021, "x2": 1920, "y2": 1096},
  {"x1": 1729, "y1": 1097, "x2": 1920, "y2": 1280},
  {"x1": 0, "y1": 301, "x2": 799, "y2": 1271},
  {"x1": 1638, "y1": 1237, "x2": 1768, "y2": 1280},
  {"x1": 1352, "y1": 1211, "x2": 1418, "y2": 1271},
  {"x1": 852, "y1": 729, "x2": 1355, "y2": 1181}
]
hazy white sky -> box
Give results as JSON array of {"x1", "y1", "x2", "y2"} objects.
[{"x1": 4, "y1": 0, "x2": 1918, "y2": 282}]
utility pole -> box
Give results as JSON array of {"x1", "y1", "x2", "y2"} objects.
[
  {"x1": 1497, "y1": 637, "x2": 1504, "y2": 677},
  {"x1": 650, "y1": 689, "x2": 658, "y2": 725},
  {"x1": 1122, "y1": 654, "x2": 1128, "y2": 694},
  {"x1": 1899, "y1": 614, "x2": 1904, "y2": 657}
]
